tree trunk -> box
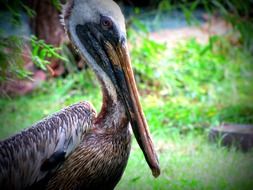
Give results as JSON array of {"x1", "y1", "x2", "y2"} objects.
[{"x1": 28, "y1": 0, "x2": 66, "y2": 76}]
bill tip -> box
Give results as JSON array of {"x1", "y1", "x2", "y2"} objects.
[{"x1": 152, "y1": 167, "x2": 161, "y2": 178}]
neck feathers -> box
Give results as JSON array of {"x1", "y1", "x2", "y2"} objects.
[{"x1": 94, "y1": 77, "x2": 128, "y2": 130}]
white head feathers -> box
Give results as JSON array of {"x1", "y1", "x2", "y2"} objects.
[{"x1": 60, "y1": 0, "x2": 126, "y2": 35}]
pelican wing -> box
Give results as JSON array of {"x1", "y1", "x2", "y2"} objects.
[{"x1": 0, "y1": 101, "x2": 96, "y2": 190}]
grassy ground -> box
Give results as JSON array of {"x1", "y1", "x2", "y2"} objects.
[
  {"x1": 1, "y1": 31, "x2": 253, "y2": 189},
  {"x1": 0, "y1": 80, "x2": 253, "y2": 190},
  {"x1": 118, "y1": 135, "x2": 253, "y2": 190}
]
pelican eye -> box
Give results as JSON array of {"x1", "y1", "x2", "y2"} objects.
[{"x1": 100, "y1": 16, "x2": 113, "y2": 29}]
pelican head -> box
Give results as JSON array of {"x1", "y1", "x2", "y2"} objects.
[{"x1": 63, "y1": 0, "x2": 160, "y2": 177}]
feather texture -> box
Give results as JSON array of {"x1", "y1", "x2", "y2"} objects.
[
  {"x1": 0, "y1": 102, "x2": 96, "y2": 190},
  {"x1": 46, "y1": 126, "x2": 131, "y2": 190}
]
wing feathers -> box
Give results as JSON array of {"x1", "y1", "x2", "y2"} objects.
[{"x1": 0, "y1": 101, "x2": 96, "y2": 190}]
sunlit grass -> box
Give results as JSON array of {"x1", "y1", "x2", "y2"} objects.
[{"x1": 118, "y1": 134, "x2": 253, "y2": 190}]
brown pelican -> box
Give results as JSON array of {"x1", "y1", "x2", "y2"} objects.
[{"x1": 0, "y1": 0, "x2": 160, "y2": 189}]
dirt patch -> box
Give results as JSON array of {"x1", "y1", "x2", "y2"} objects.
[{"x1": 149, "y1": 16, "x2": 234, "y2": 47}]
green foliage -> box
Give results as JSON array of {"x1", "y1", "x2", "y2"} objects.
[
  {"x1": 128, "y1": 21, "x2": 253, "y2": 133},
  {"x1": 0, "y1": 36, "x2": 31, "y2": 81},
  {"x1": 207, "y1": 0, "x2": 253, "y2": 52},
  {"x1": 1, "y1": 0, "x2": 36, "y2": 25},
  {"x1": 0, "y1": 0, "x2": 65, "y2": 82},
  {"x1": 167, "y1": 37, "x2": 253, "y2": 104},
  {"x1": 51, "y1": 0, "x2": 62, "y2": 11},
  {"x1": 131, "y1": 37, "x2": 166, "y2": 90},
  {"x1": 30, "y1": 35, "x2": 67, "y2": 71},
  {"x1": 130, "y1": 29, "x2": 253, "y2": 103},
  {"x1": 0, "y1": 35, "x2": 67, "y2": 81}
]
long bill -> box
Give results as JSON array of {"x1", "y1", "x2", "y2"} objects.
[{"x1": 104, "y1": 41, "x2": 160, "y2": 177}]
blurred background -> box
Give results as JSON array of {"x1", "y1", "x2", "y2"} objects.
[{"x1": 0, "y1": 0, "x2": 253, "y2": 189}]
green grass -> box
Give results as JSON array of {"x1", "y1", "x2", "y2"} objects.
[
  {"x1": 117, "y1": 135, "x2": 253, "y2": 190},
  {"x1": 1, "y1": 32, "x2": 253, "y2": 189}
]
